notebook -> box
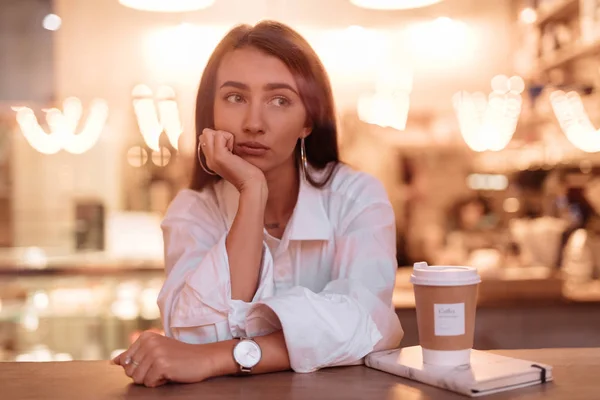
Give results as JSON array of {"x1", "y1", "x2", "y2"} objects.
[{"x1": 365, "y1": 346, "x2": 553, "y2": 397}]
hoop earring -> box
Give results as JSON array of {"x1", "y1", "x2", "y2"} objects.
[
  {"x1": 197, "y1": 142, "x2": 217, "y2": 176},
  {"x1": 300, "y1": 137, "x2": 308, "y2": 181}
]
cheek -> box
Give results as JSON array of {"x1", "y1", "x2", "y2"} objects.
[
  {"x1": 267, "y1": 112, "x2": 304, "y2": 150},
  {"x1": 213, "y1": 102, "x2": 243, "y2": 132},
  {"x1": 269, "y1": 105, "x2": 307, "y2": 132}
]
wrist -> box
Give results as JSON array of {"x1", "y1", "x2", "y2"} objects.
[
  {"x1": 239, "y1": 180, "x2": 268, "y2": 207},
  {"x1": 203, "y1": 340, "x2": 239, "y2": 379}
]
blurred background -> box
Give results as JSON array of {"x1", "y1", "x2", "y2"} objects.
[{"x1": 1, "y1": 0, "x2": 600, "y2": 362}]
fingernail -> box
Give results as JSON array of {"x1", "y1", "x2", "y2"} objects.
[{"x1": 123, "y1": 357, "x2": 132, "y2": 365}]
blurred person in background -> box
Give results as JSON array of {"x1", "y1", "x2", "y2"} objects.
[
  {"x1": 113, "y1": 20, "x2": 403, "y2": 387},
  {"x1": 560, "y1": 179, "x2": 600, "y2": 290},
  {"x1": 436, "y1": 195, "x2": 498, "y2": 266},
  {"x1": 554, "y1": 184, "x2": 595, "y2": 267}
]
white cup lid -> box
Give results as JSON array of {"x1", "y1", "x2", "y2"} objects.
[{"x1": 410, "y1": 262, "x2": 481, "y2": 286}]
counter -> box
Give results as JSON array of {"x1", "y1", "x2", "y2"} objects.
[
  {"x1": 2, "y1": 260, "x2": 600, "y2": 355},
  {"x1": 1, "y1": 348, "x2": 598, "y2": 399},
  {"x1": 394, "y1": 268, "x2": 600, "y2": 350},
  {"x1": 393, "y1": 267, "x2": 600, "y2": 308}
]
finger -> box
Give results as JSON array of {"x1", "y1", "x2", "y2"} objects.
[
  {"x1": 201, "y1": 128, "x2": 215, "y2": 146},
  {"x1": 202, "y1": 128, "x2": 215, "y2": 151},
  {"x1": 113, "y1": 350, "x2": 132, "y2": 367},
  {"x1": 144, "y1": 363, "x2": 168, "y2": 388},
  {"x1": 112, "y1": 351, "x2": 124, "y2": 365},
  {"x1": 220, "y1": 130, "x2": 235, "y2": 152},
  {"x1": 130, "y1": 351, "x2": 151, "y2": 384},
  {"x1": 124, "y1": 344, "x2": 148, "y2": 378},
  {"x1": 203, "y1": 129, "x2": 216, "y2": 168},
  {"x1": 199, "y1": 128, "x2": 214, "y2": 147},
  {"x1": 115, "y1": 335, "x2": 143, "y2": 368},
  {"x1": 214, "y1": 131, "x2": 233, "y2": 156}
]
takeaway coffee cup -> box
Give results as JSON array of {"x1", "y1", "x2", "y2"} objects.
[{"x1": 410, "y1": 262, "x2": 481, "y2": 366}]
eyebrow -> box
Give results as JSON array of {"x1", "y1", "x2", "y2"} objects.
[{"x1": 220, "y1": 81, "x2": 299, "y2": 96}]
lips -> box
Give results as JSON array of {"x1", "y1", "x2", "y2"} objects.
[
  {"x1": 238, "y1": 141, "x2": 269, "y2": 150},
  {"x1": 236, "y1": 141, "x2": 270, "y2": 156}
]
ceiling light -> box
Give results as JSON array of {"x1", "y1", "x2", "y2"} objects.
[
  {"x1": 119, "y1": 0, "x2": 215, "y2": 12},
  {"x1": 42, "y1": 14, "x2": 62, "y2": 31},
  {"x1": 519, "y1": 7, "x2": 537, "y2": 24},
  {"x1": 349, "y1": 0, "x2": 442, "y2": 10}
]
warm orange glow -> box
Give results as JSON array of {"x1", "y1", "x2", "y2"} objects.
[
  {"x1": 550, "y1": 90, "x2": 600, "y2": 153},
  {"x1": 155, "y1": 86, "x2": 183, "y2": 150},
  {"x1": 127, "y1": 146, "x2": 149, "y2": 167},
  {"x1": 42, "y1": 14, "x2": 62, "y2": 31},
  {"x1": 357, "y1": 91, "x2": 411, "y2": 131},
  {"x1": 119, "y1": 0, "x2": 214, "y2": 12},
  {"x1": 503, "y1": 198, "x2": 520, "y2": 213},
  {"x1": 467, "y1": 174, "x2": 508, "y2": 191},
  {"x1": 405, "y1": 17, "x2": 472, "y2": 62},
  {"x1": 132, "y1": 85, "x2": 163, "y2": 152},
  {"x1": 349, "y1": 0, "x2": 442, "y2": 10},
  {"x1": 12, "y1": 97, "x2": 108, "y2": 155},
  {"x1": 151, "y1": 147, "x2": 172, "y2": 167},
  {"x1": 132, "y1": 84, "x2": 183, "y2": 152},
  {"x1": 357, "y1": 59, "x2": 413, "y2": 130},
  {"x1": 453, "y1": 75, "x2": 523, "y2": 152},
  {"x1": 519, "y1": 8, "x2": 537, "y2": 24}
]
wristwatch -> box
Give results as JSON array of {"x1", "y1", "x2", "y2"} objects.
[{"x1": 233, "y1": 337, "x2": 262, "y2": 374}]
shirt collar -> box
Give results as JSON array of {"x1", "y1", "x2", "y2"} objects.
[{"x1": 218, "y1": 177, "x2": 331, "y2": 242}]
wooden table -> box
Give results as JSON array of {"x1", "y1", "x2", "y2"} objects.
[{"x1": 1, "y1": 348, "x2": 598, "y2": 399}]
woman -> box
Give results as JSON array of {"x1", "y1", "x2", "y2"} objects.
[{"x1": 113, "y1": 20, "x2": 403, "y2": 387}]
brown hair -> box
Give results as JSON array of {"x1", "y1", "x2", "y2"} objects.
[{"x1": 189, "y1": 20, "x2": 340, "y2": 191}]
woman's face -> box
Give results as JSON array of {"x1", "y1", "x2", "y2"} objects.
[{"x1": 213, "y1": 47, "x2": 311, "y2": 173}]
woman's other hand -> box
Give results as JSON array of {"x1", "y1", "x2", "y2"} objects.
[{"x1": 112, "y1": 331, "x2": 214, "y2": 388}]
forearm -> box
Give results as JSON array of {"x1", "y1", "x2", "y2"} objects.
[
  {"x1": 226, "y1": 184, "x2": 268, "y2": 302},
  {"x1": 207, "y1": 331, "x2": 290, "y2": 377}
]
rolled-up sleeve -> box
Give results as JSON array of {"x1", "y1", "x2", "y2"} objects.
[
  {"x1": 157, "y1": 191, "x2": 274, "y2": 343},
  {"x1": 245, "y1": 183, "x2": 404, "y2": 373}
]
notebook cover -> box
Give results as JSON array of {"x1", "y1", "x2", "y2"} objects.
[{"x1": 365, "y1": 346, "x2": 553, "y2": 397}]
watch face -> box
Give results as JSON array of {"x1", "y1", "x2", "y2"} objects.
[{"x1": 233, "y1": 340, "x2": 262, "y2": 369}]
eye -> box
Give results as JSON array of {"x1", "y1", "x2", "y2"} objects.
[
  {"x1": 269, "y1": 96, "x2": 290, "y2": 107},
  {"x1": 225, "y1": 94, "x2": 244, "y2": 103}
]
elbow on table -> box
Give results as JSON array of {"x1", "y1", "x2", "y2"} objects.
[
  {"x1": 373, "y1": 312, "x2": 404, "y2": 352},
  {"x1": 157, "y1": 289, "x2": 230, "y2": 343}
]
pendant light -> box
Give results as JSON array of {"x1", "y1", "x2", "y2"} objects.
[
  {"x1": 349, "y1": 0, "x2": 442, "y2": 10},
  {"x1": 119, "y1": 0, "x2": 215, "y2": 12}
]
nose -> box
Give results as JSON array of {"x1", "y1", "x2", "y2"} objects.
[{"x1": 242, "y1": 101, "x2": 266, "y2": 135}]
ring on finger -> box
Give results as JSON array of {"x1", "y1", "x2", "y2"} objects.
[{"x1": 132, "y1": 360, "x2": 140, "y2": 367}]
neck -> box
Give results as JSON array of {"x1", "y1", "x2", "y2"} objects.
[{"x1": 263, "y1": 160, "x2": 299, "y2": 226}]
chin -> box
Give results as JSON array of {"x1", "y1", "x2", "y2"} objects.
[{"x1": 239, "y1": 154, "x2": 270, "y2": 171}]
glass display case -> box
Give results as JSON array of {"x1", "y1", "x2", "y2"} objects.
[{"x1": 0, "y1": 263, "x2": 164, "y2": 362}]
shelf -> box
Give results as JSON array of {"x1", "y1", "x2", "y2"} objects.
[
  {"x1": 0, "y1": 264, "x2": 163, "y2": 276},
  {"x1": 536, "y1": 0, "x2": 579, "y2": 27},
  {"x1": 539, "y1": 40, "x2": 600, "y2": 71}
]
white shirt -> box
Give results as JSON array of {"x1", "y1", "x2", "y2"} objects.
[{"x1": 157, "y1": 164, "x2": 404, "y2": 373}]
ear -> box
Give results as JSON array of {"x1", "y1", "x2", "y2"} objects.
[{"x1": 301, "y1": 126, "x2": 312, "y2": 139}]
